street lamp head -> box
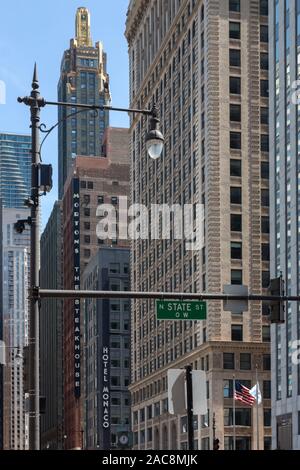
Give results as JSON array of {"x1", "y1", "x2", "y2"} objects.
[{"x1": 146, "y1": 105, "x2": 164, "y2": 160}]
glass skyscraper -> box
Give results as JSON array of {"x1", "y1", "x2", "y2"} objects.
[
  {"x1": 0, "y1": 133, "x2": 31, "y2": 209},
  {"x1": 57, "y1": 7, "x2": 110, "y2": 198},
  {"x1": 270, "y1": 0, "x2": 300, "y2": 450}
]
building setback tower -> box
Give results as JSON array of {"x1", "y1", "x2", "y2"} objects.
[
  {"x1": 269, "y1": 0, "x2": 300, "y2": 450},
  {"x1": 58, "y1": 7, "x2": 110, "y2": 198},
  {"x1": 0, "y1": 133, "x2": 31, "y2": 209},
  {"x1": 126, "y1": 0, "x2": 271, "y2": 450}
]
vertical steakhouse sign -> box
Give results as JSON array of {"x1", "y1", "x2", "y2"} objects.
[{"x1": 73, "y1": 178, "x2": 81, "y2": 398}]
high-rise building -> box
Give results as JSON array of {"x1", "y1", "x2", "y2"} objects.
[
  {"x1": 1, "y1": 208, "x2": 30, "y2": 450},
  {"x1": 83, "y1": 247, "x2": 131, "y2": 450},
  {"x1": 269, "y1": 0, "x2": 300, "y2": 450},
  {"x1": 40, "y1": 201, "x2": 64, "y2": 449},
  {"x1": 62, "y1": 127, "x2": 130, "y2": 449},
  {"x1": 126, "y1": 0, "x2": 271, "y2": 450},
  {"x1": 0, "y1": 133, "x2": 31, "y2": 209},
  {"x1": 58, "y1": 7, "x2": 110, "y2": 198}
]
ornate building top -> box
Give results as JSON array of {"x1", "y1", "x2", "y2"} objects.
[{"x1": 75, "y1": 7, "x2": 92, "y2": 47}]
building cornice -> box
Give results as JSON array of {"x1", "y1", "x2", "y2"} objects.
[{"x1": 125, "y1": 0, "x2": 150, "y2": 45}]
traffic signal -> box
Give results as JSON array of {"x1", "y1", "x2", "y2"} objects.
[
  {"x1": 213, "y1": 438, "x2": 220, "y2": 450},
  {"x1": 269, "y1": 276, "x2": 285, "y2": 324}
]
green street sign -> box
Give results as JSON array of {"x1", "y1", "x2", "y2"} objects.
[{"x1": 156, "y1": 300, "x2": 207, "y2": 321}]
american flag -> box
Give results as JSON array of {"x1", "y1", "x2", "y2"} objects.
[{"x1": 234, "y1": 381, "x2": 256, "y2": 406}]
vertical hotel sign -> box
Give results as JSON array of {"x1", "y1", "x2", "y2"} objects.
[{"x1": 73, "y1": 178, "x2": 81, "y2": 398}]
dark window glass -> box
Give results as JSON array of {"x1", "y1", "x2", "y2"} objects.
[
  {"x1": 231, "y1": 242, "x2": 242, "y2": 259},
  {"x1": 98, "y1": 195, "x2": 104, "y2": 204},
  {"x1": 260, "y1": 25, "x2": 268, "y2": 43},
  {"x1": 231, "y1": 324, "x2": 243, "y2": 341},
  {"x1": 87, "y1": 181, "x2": 93, "y2": 189},
  {"x1": 263, "y1": 354, "x2": 271, "y2": 370},
  {"x1": 229, "y1": 0, "x2": 240, "y2": 12},
  {"x1": 84, "y1": 222, "x2": 90, "y2": 230},
  {"x1": 229, "y1": 49, "x2": 241, "y2": 67},
  {"x1": 83, "y1": 194, "x2": 90, "y2": 204},
  {"x1": 230, "y1": 186, "x2": 242, "y2": 204},
  {"x1": 261, "y1": 244, "x2": 270, "y2": 261},
  {"x1": 223, "y1": 379, "x2": 233, "y2": 398},
  {"x1": 80, "y1": 180, "x2": 86, "y2": 189},
  {"x1": 262, "y1": 302, "x2": 270, "y2": 316},
  {"x1": 84, "y1": 249, "x2": 90, "y2": 258},
  {"x1": 261, "y1": 135, "x2": 269, "y2": 152},
  {"x1": 84, "y1": 235, "x2": 90, "y2": 244},
  {"x1": 229, "y1": 22, "x2": 241, "y2": 39},
  {"x1": 264, "y1": 437, "x2": 272, "y2": 450},
  {"x1": 230, "y1": 104, "x2": 241, "y2": 122},
  {"x1": 230, "y1": 159, "x2": 242, "y2": 176},
  {"x1": 262, "y1": 326, "x2": 271, "y2": 343},
  {"x1": 261, "y1": 189, "x2": 269, "y2": 207},
  {"x1": 261, "y1": 216, "x2": 269, "y2": 233},
  {"x1": 231, "y1": 214, "x2": 242, "y2": 232},
  {"x1": 263, "y1": 380, "x2": 271, "y2": 398},
  {"x1": 84, "y1": 208, "x2": 90, "y2": 217},
  {"x1": 223, "y1": 353, "x2": 235, "y2": 369},
  {"x1": 111, "y1": 196, "x2": 118, "y2": 205},
  {"x1": 230, "y1": 76, "x2": 241, "y2": 94},
  {"x1": 230, "y1": 132, "x2": 241, "y2": 149},
  {"x1": 261, "y1": 80, "x2": 269, "y2": 97},
  {"x1": 260, "y1": 0, "x2": 268, "y2": 16},
  {"x1": 231, "y1": 269, "x2": 243, "y2": 285},
  {"x1": 261, "y1": 107, "x2": 269, "y2": 125},
  {"x1": 262, "y1": 271, "x2": 270, "y2": 288},
  {"x1": 261, "y1": 161, "x2": 269, "y2": 179},
  {"x1": 260, "y1": 52, "x2": 269, "y2": 70},
  {"x1": 240, "y1": 353, "x2": 251, "y2": 370}
]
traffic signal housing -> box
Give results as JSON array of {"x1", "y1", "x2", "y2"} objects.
[
  {"x1": 268, "y1": 276, "x2": 285, "y2": 324},
  {"x1": 213, "y1": 438, "x2": 220, "y2": 450}
]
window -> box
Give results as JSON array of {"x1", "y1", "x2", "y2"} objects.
[
  {"x1": 84, "y1": 249, "x2": 90, "y2": 258},
  {"x1": 98, "y1": 195, "x2": 104, "y2": 204},
  {"x1": 260, "y1": 134, "x2": 269, "y2": 152},
  {"x1": 262, "y1": 271, "x2": 270, "y2": 288},
  {"x1": 261, "y1": 189, "x2": 269, "y2": 207},
  {"x1": 87, "y1": 181, "x2": 93, "y2": 189},
  {"x1": 230, "y1": 186, "x2": 242, "y2": 204},
  {"x1": 147, "y1": 405, "x2": 152, "y2": 419},
  {"x1": 260, "y1": 107, "x2": 269, "y2": 125},
  {"x1": 260, "y1": 25, "x2": 268, "y2": 43},
  {"x1": 231, "y1": 269, "x2": 243, "y2": 285},
  {"x1": 147, "y1": 427, "x2": 153, "y2": 442},
  {"x1": 261, "y1": 161, "x2": 269, "y2": 179},
  {"x1": 262, "y1": 326, "x2": 270, "y2": 343},
  {"x1": 230, "y1": 104, "x2": 241, "y2": 122},
  {"x1": 229, "y1": 0, "x2": 240, "y2": 12},
  {"x1": 111, "y1": 376, "x2": 121, "y2": 387},
  {"x1": 240, "y1": 353, "x2": 251, "y2": 370},
  {"x1": 230, "y1": 132, "x2": 241, "y2": 149},
  {"x1": 80, "y1": 181, "x2": 86, "y2": 189},
  {"x1": 260, "y1": 80, "x2": 269, "y2": 97},
  {"x1": 260, "y1": 53, "x2": 268, "y2": 70},
  {"x1": 223, "y1": 353, "x2": 235, "y2": 369},
  {"x1": 201, "y1": 438, "x2": 210, "y2": 450},
  {"x1": 263, "y1": 380, "x2": 271, "y2": 399},
  {"x1": 229, "y1": 49, "x2": 241, "y2": 67},
  {"x1": 231, "y1": 324, "x2": 243, "y2": 341},
  {"x1": 84, "y1": 235, "x2": 90, "y2": 244},
  {"x1": 231, "y1": 242, "x2": 242, "y2": 259},
  {"x1": 261, "y1": 244, "x2": 270, "y2": 261},
  {"x1": 231, "y1": 214, "x2": 242, "y2": 232},
  {"x1": 263, "y1": 354, "x2": 271, "y2": 370},
  {"x1": 109, "y1": 263, "x2": 120, "y2": 274},
  {"x1": 84, "y1": 208, "x2": 90, "y2": 217},
  {"x1": 230, "y1": 159, "x2": 241, "y2": 176},
  {"x1": 224, "y1": 408, "x2": 251, "y2": 426},
  {"x1": 84, "y1": 222, "x2": 90, "y2": 230},
  {"x1": 260, "y1": 0, "x2": 268, "y2": 16},
  {"x1": 230, "y1": 76, "x2": 241, "y2": 94},
  {"x1": 224, "y1": 379, "x2": 233, "y2": 398},
  {"x1": 264, "y1": 437, "x2": 272, "y2": 450},
  {"x1": 229, "y1": 22, "x2": 241, "y2": 40},
  {"x1": 140, "y1": 408, "x2": 145, "y2": 422},
  {"x1": 261, "y1": 216, "x2": 269, "y2": 233},
  {"x1": 111, "y1": 196, "x2": 118, "y2": 205}
]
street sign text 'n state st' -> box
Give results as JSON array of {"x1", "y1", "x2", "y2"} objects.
[{"x1": 156, "y1": 300, "x2": 207, "y2": 320}]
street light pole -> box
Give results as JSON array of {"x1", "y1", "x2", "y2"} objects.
[{"x1": 18, "y1": 64, "x2": 46, "y2": 450}]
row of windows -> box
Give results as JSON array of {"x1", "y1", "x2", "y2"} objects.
[
  {"x1": 224, "y1": 352, "x2": 271, "y2": 371},
  {"x1": 230, "y1": 131, "x2": 269, "y2": 151},
  {"x1": 231, "y1": 242, "x2": 269, "y2": 261},
  {"x1": 229, "y1": 0, "x2": 268, "y2": 16}
]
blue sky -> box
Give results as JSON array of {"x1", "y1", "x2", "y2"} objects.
[{"x1": 0, "y1": 0, "x2": 129, "y2": 229}]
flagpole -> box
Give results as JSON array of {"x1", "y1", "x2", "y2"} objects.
[
  {"x1": 256, "y1": 364, "x2": 259, "y2": 450},
  {"x1": 233, "y1": 375, "x2": 236, "y2": 450}
]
